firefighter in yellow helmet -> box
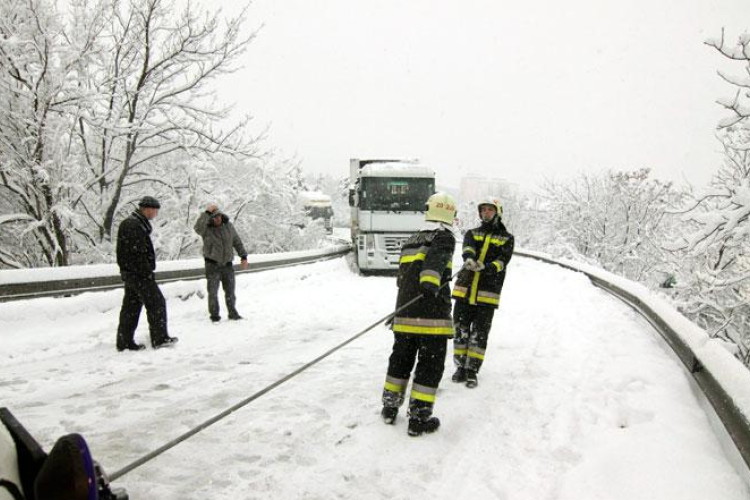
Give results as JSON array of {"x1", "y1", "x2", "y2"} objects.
[
  {"x1": 381, "y1": 192, "x2": 457, "y2": 436},
  {"x1": 451, "y1": 197, "x2": 514, "y2": 388}
]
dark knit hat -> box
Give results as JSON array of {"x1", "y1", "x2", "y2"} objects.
[{"x1": 138, "y1": 196, "x2": 161, "y2": 209}]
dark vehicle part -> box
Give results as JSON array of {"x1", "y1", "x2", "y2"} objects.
[{"x1": 0, "y1": 408, "x2": 127, "y2": 500}]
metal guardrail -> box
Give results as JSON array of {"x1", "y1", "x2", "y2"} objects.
[
  {"x1": 0, "y1": 244, "x2": 352, "y2": 302},
  {"x1": 516, "y1": 249, "x2": 750, "y2": 473},
  {"x1": 3, "y1": 244, "x2": 748, "y2": 473}
]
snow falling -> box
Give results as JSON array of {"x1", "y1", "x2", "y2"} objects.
[{"x1": 1, "y1": 255, "x2": 747, "y2": 499}]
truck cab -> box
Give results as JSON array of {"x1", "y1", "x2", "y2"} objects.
[
  {"x1": 349, "y1": 159, "x2": 435, "y2": 272},
  {"x1": 299, "y1": 191, "x2": 334, "y2": 234}
]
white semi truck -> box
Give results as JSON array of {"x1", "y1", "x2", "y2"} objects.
[
  {"x1": 349, "y1": 158, "x2": 436, "y2": 272},
  {"x1": 298, "y1": 191, "x2": 334, "y2": 234}
]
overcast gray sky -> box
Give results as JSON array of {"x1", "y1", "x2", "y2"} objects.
[{"x1": 218, "y1": 0, "x2": 750, "y2": 189}]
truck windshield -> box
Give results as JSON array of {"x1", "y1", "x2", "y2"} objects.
[
  {"x1": 360, "y1": 177, "x2": 435, "y2": 212},
  {"x1": 305, "y1": 206, "x2": 334, "y2": 219}
]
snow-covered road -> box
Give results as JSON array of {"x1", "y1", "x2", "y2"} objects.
[{"x1": 1, "y1": 255, "x2": 747, "y2": 500}]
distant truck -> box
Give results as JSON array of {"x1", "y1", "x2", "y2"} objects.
[
  {"x1": 349, "y1": 158, "x2": 435, "y2": 272},
  {"x1": 299, "y1": 191, "x2": 334, "y2": 234}
]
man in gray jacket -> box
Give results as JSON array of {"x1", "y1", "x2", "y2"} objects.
[{"x1": 194, "y1": 203, "x2": 249, "y2": 322}]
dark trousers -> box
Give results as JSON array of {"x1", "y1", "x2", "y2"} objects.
[
  {"x1": 383, "y1": 334, "x2": 447, "y2": 418},
  {"x1": 117, "y1": 275, "x2": 169, "y2": 347},
  {"x1": 205, "y1": 260, "x2": 238, "y2": 319},
  {"x1": 453, "y1": 301, "x2": 496, "y2": 372}
]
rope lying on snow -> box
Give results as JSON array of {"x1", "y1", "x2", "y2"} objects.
[{"x1": 109, "y1": 268, "x2": 463, "y2": 481}]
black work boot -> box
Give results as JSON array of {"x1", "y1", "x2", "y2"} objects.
[
  {"x1": 153, "y1": 336, "x2": 179, "y2": 349},
  {"x1": 117, "y1": 342, "x2": 145, "y2": 352},
  {"x1": 381, "y1": 407, "x2": 398, "y2": 425},
  {"x1": 451, "y1": 367, "x2": 467, "y2": 383},
  {"x1": 407, "y1": 416, "x2": 441, "y2": 437},
  {"x1": 465, "y1": 369, "x2": 478, "y2": 388}
]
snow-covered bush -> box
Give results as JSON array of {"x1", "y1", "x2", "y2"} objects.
[
  {"x1": 519, "y1": 169, "x2": 678, "y2": 286},
  {"x1": 666, "y1": 125, "x2": 750, "y2": 363}
]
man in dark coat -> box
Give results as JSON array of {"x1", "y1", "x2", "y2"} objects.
[
  {"x1": 116, "y1": 196, "x2": 179, "y2": 351},
  {"x1": 381, "y1": 192, "x2": 457, "y2": 437},
  {"x1": 451, "y1": 198, "x2": 514, "y2": 387},
  {"x1": 194, "y1": 203, "x2": 249, "y2": 322}
]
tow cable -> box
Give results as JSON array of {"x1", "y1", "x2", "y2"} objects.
[{"x1": 110, "y1": 268, "x2": 463, "y2": 481}]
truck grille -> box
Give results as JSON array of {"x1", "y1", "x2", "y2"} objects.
[{"x1": 383, "y1": 236, "x2": 409, "y2": 254}]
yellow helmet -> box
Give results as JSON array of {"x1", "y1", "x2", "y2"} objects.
[
  {"x1": 425, "y1": 192, "x2": 457, "y2": 225},
  {"x1": 477, "y1": 197, "x2": 502, "y2": 219}
]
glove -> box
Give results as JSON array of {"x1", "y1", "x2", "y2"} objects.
[{"x1": 465, "y1": 258, "x2": 484, "y2": 272}]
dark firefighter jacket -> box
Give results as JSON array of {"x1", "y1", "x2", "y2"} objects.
[
  {"x1": 116, "y1": 211, "x2": 156, "y2": 279},
  {"x1": 452, "y1": 219, "x2": 514, "y2": 309},
  {"x1": 392, "y1": 227, "x2": 456, "y2": 336}
]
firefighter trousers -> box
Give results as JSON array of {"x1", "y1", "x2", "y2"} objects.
[
  {"x1": 382, "y1": 334, "x2": 447, "y2": 418},
  {"x1": 453, "y1": 301, "x2": 496, "y2": 372}
]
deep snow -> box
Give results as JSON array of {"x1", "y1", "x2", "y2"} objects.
[{"x1": 0, "y1": 255, "x2": 748, "y2": 500}]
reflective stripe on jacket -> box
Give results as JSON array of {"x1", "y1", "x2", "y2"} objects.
[
  {"x1": 452, "y1": 220, "x2": 514, "y2": 309},
  {"x1": 392, "y1": 228, "x2": 456, "y2": 336}
]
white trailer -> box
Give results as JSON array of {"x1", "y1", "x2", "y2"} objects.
[{"x1": 348, "y1": 158, "x2": 435, "y2": 272}]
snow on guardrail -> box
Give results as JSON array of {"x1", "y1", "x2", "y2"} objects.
[
  {"x1": 0, "y1": 242, "x2": 352, "y2": 301},
  {"x1": 516, "y1": 247, "x2": 750, "y2": 476}
]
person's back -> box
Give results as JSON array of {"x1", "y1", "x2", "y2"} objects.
[
  {"x1": 117, "y1": 211, "x2": 155, "y2": 278},
  {"x1": 381, "y1": 192, "x2": 457, "y2": 437},
  {"x1": 392, "y1": 228, "x2": 455, "y2": 334}
]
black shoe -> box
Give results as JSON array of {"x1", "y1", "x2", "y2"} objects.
[
  {"x1": 117, "y1": 342, "x2": 145, "y2": 352},
  {"x1": 407, "y1": 416, "x2": 440, "y2": 437},
  {"x1": 153, "y1": 336, "x2": 179, "y2": 349},
  {"x1": 210, "y1": 316, "x2": 221, "y2": 323},
  {"x1": 465, "y1": 370, "x2": 478, "y2": 388},
  {"x1": 228, "y1": 314, "x2": 243, "y2": 321},
  {"x1": 381, "y1": 407, "x2": 398, "y2": 425},
  {"x1": 451, "y1": 367, "x2": 467, "y2": 383}
]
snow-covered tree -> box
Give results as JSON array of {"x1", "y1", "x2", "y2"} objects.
[
  {"x1": 72, "y1": 0, "x2": 261, "y2": 245},
  {"x1": 0, "y1": 0, "x2": 103, "y2": 267},
  {"x1": 706, "y1": 29, "x2": 750, "y2": 128},
  {"x1": 666, "y1": 75, "x2": 750, "y2": 362},
  {"x1": 521, "y1": 169, "x2": 677, "y2": 284},
  {"x1": 637, "y1": 31, "x2": 750, "y2": 364},
  {"x1": 0, "y1": 0, "x2": 333, "y2": 269}
]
